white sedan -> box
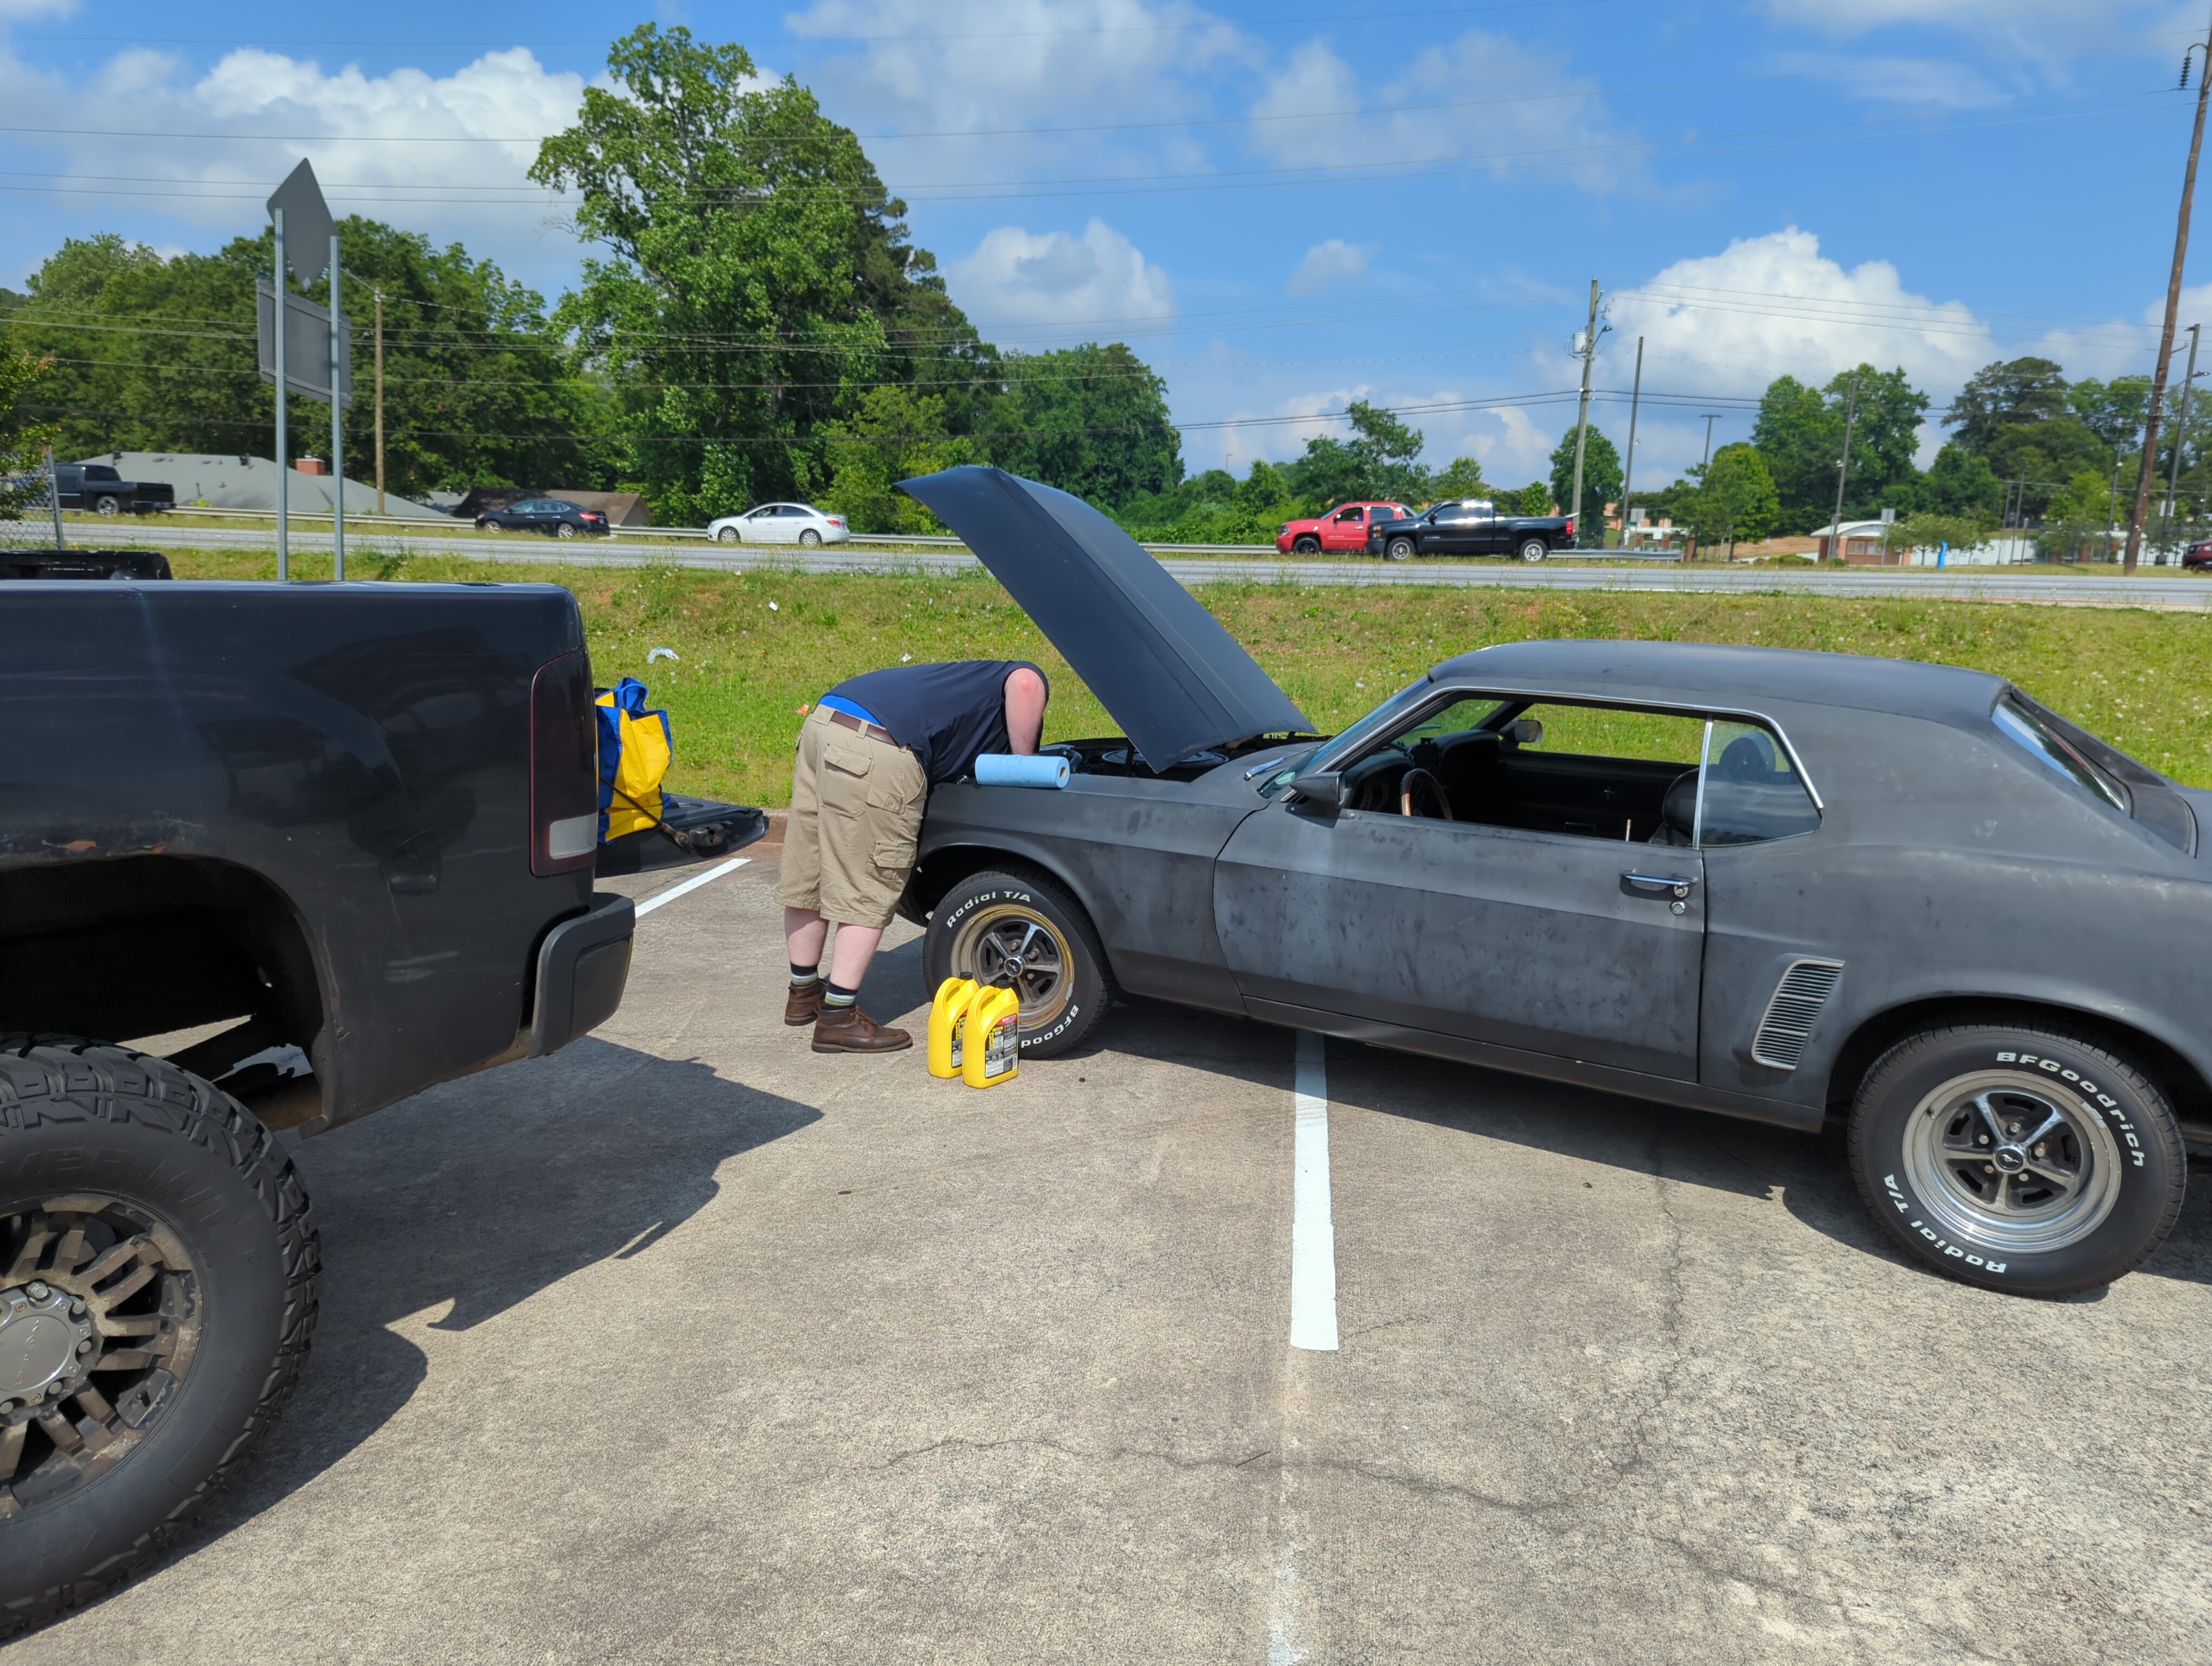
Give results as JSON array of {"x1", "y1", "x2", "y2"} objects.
[{"x1": 707, "y1": 502, "x2": 850, "y2": 546}]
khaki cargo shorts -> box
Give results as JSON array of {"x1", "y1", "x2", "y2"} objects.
[{"x1": 775, "y1": 705, "x2": 929, "y2": 930}]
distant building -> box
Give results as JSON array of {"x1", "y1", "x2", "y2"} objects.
[
  {"x1": 75, "y1": 453, "x2": 448, "y2": 520},
  {"x1": 1816, "y1": 520, "x2": 1898, "y2": 563}
]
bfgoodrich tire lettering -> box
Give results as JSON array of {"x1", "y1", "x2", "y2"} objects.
[
  {"x1": 0, "y1": 1039, "x2": 320, "y2": 1637},
  {"x1": 1847, "y1": 1023, "x2": 2184, "y2": 1298},
  {"x1": 924, "y1": 869, "x2": 1113, "y2": 1059}
]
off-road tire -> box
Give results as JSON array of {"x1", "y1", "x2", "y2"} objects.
[
  {"x1": 924, "y1": 868, "x2": 1113, "y2": 1060},
  {"x1": 1517, "y1": 538, "x2": 1548, "y2": 562},
  {"x1": 1385, "y1": 535, "x2": 1416, "y2": 561},
  {"x1": 1292, "y1": 535, "x2": 1321, "y2": 555},
  {"x1": 1847, "y1": 1022, "x2": 2184, "y2": 1298},
  {"x1": 0, "y1": 1038, "x2": 319, "y2": 1637}
]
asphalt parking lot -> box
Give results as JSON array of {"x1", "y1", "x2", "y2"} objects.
[{"x1": 22, "y1": 851, "x2": 2212, "y2": 1664}]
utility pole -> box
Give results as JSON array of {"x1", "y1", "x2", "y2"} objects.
[
  {"x1": 374, "y1": 291, "x2": 386, "y2": 517},
  {"x1": 1698, "y1": 413, "x2": 1721, "y2": 472},
  {"x1": 2128, "y1": 11, "x2": 2212, "y2": 573},
  {"x1": 1827, "y1": 370, "x2": 1862, "y2": 559},
  {"x1": 2165, "y1": 323, "x2": 2202, "y2": 551},
  {"x1": 1568, "y1": 279, "x2": 1606, "y2": 548},
  {"x1": 1619, "y1": 336, "x2": 1644, "y2": 552}
]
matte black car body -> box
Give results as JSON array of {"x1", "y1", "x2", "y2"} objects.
[{"x1": 909, "y1": 638, "x2": 2212, "y2": 1144}]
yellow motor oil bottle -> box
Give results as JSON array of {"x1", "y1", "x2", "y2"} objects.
[
  {"x1": 962, "y1": 984, "x2": 1021, "y2": 1088},
  {"x1": 928, "y1": 977, "x2": 981, "y2": 1079}
]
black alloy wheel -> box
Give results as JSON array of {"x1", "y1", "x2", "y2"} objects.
[
  {"x1": 924, "y1": 869, "x2": 1113, "y2": 1059},
  {"x1": 0, "y1": 1040, "x2": 319, "y2": 1636},
  {"x1": 1847, "y1": 1021, "x2": 2184, "y2": 1297},
  {"x1": 1293, "y1": 535, "x2": 1321, "y2": 555}
]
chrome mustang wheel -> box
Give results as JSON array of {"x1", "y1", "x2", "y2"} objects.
[
  {"x1": 923, "y1": 869, "x2": 1113, "y2": 1059},
  {"x1": 1899, "y1": 1070, "x2": 2123, "y2": 1257}
]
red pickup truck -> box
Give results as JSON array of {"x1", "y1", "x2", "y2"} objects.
[{"x1": 1276, "y1": 501, "x2": 1415, "y2": 555}]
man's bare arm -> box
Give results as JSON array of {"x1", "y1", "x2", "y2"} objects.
[{"x1": 1004, "y1": 667, "x2": 1047, "y2": 755}]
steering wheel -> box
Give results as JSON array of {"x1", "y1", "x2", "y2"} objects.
[{"x1": 1399, "y1": 766, "x2": 1453, "y2": 821}]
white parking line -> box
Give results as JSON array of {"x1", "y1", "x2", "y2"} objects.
[
  {"x1": 1289, "y1": 1029, "x2": 1339, "y2": 1352},
  {"x1": 634, "y1": 857, "x2": 750, "y2": 917}
]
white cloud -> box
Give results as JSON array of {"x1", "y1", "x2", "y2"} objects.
[
  {"x1": 1288, "y1": 239, "x2": 1369, "y2": 294},
  {"x1": 1759, "y1": 0, "x2": 2164, "y2": 36},
  {"x1": 785, "y1": 0, "x2": 1248, "y2": 172},
  {"x1": 0, "y1": 0, "x2": 76, "y2": 17},
  {"x1": 1605, "y1": 227, "x2": 1994, "y2": 402},
  {"x1": 1250, "y1": 31, "x2": 1638, "y2": 194},
  {"x1": 0, "y1": 43, "x2": 593, "y2": 286},
  {"x1": 947, "y1": 218, "x2": 1174, "y2": 331},
  {"x1": 1454, "y1": 407, "x2": 1555, "y2": 483}
]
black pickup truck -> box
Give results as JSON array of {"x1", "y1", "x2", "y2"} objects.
[
  {"x1": 0, "y1": 568, "x2": 749, "y2": 1632},
  {"x1": 1367, "y1": 498, "x2": 1576, "y2": 562},
  {"x1": 53, "y1": 462, "x2": 175, "y2": 517}
]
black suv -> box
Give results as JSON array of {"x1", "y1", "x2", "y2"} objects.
[{"x1": 474, "y1": 498, "x2": 609, "y2": 538}]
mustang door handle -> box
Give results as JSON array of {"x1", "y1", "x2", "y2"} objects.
[{"x1": 1622, "y1": 872, "x2": 1697, "y2": 899}]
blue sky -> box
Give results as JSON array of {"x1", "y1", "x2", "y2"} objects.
[{"x1": 2, "y1": 0, "x2": 2207, "y2": 488}]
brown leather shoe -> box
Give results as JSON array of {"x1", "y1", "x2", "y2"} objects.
[
  {"x1": 812, "y1": 1003, "x2": 912, "y2": 1053},
  {"x1": 785, "y1": 978, "x2": 825, "y2": 1027}
]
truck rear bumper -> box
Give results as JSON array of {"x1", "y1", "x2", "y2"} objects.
[{"x1": 528, "y1": 890, "x2": 636, "y2": 1057}]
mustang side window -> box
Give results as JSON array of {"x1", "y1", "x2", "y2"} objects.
[
  {"x1": 1992, "y1": 696, "x2": 2127, "y2": 813},
  {"x1": 1693, "y1": 721, "x2": 1822, "y2": 845}
]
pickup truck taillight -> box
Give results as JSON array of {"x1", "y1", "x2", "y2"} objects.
[
  {"x1": 1564, "y1": 517, "x2": 1576, "y2": 538},
  {"x1": 530, "y1": 648, "x2": 598, "y2": 876}
]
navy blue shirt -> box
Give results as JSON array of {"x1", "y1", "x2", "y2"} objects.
[{"x1": 826, "y1": 660, "x2": 1047, "y2": 785}]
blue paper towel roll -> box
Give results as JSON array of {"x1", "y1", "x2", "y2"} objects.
[{"x1": 975, "y1": 753, "x2": 1070, "y2": 789}]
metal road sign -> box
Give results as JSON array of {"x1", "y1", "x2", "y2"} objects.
[
  {"x1": 255, "y1": 279, "x2": 353, "y2": 405},
  {"x1": 266, "y1": 160, "x2": 335, "y2": 283}
]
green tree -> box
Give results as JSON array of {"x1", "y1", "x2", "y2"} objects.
[
  {"x1": 2038, "y1": 469, "x2": 2120, "y2": 561},
  {"x1": 1547, "y1": 423, "x2": 1621, "y2": 540},
  {"x1": 821, "y1": 385, "x2": 973, "y2": 533},
  {"x1": 532, "y1": 24, "x2": 993, "y2": 523},
  {"x1": 1685, "y1": 443, "x2": 1779, "y2": 555},
  {"x1": 1918, "y1": 441, "x2": 2005, "y2": 521},
  {"x1": 1751, "y1": 366, "x2": 1927, "y2": 533},
  {"x1": 1284, "y1": 400, "x2": 1429, "y2": 508},
  {"x1": 2068, "y1": 375, "x2": 2152, "y2": 451},
  {"x1": 1504, "y1": 481, "x2": 1554, "y2": 515},
  {"x1": 992, "y1": 342, "x2": 1180, "y2": 508},
  {"x1": 1429, "y1": 456, "x2": 1488, "y2": 499},
  {"x1": 1946, "y1": 357, "x2": 2069, "y2": 453},
  {"x1": 5, "y1": 227, "x2": 600, "y2": 499},
  {"x1": 0, "y1": 339, "x2": 57, "y2": 521}
]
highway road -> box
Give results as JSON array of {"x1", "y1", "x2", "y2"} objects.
[{"x1": 34, "y1": 520, "x2": 2212, "y2": 606}]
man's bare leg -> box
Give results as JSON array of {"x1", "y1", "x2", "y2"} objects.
[
  {"x1": 825, "y1": 922, "x2": 886, "y2": 992},
  {"x1": 785, "y1": 906, "x2": 829, "y2": 971}
]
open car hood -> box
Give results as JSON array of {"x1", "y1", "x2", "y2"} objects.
[{"x1": 899, "y1": 466, "x2": 1313, "y2": 767}]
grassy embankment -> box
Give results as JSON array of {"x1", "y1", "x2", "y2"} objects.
[{"x1": 165, "y1": 547, "x2": 2212, "y2": 805}]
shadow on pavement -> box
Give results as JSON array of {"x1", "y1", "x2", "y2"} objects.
[{"x1": 199, "y1": 1036, "x2": 820, "y2": 1530}]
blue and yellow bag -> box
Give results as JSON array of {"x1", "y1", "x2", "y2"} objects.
[{"x1": 594, "y1": 677, "x2": 673, "y2": 841}]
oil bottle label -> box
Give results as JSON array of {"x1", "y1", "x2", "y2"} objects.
[
  {"x1": 949, "y1": 1024, "x2": 964, "y2": 1071},
  {"x1": 984, "y1": 1014, "x2": 1018, "y2": 1078}
]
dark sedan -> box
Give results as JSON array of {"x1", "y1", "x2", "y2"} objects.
[
  {"x1": 891, "y1": 464, "x2": 2209, "y2": 1300},
  {"x1": 474, "y1": 498, "x2": 609, "y2": 538}
]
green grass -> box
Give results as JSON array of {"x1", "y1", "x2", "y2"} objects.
[{"x1": 161, "y1": 546, "x2": 2212, "y2": 803}]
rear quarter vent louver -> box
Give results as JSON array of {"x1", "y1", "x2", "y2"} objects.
[{"x1": 1751, "y1": 959, "x2": 1844, "y2": 1070}]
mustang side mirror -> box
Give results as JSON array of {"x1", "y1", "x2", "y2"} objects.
[{"x1": 1291, "y1": 771, "x2": 1345, "y2": 811}]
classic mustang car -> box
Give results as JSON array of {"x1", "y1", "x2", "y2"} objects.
[{"x1": 895, "y1": 466, "x2": 2207, "y2": 1298}]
